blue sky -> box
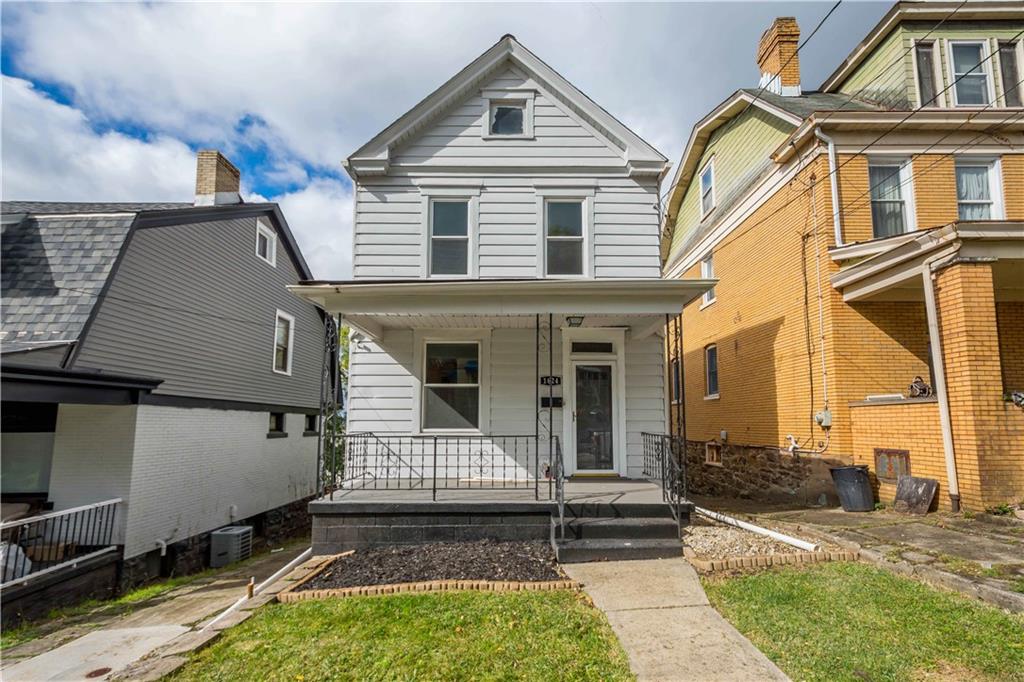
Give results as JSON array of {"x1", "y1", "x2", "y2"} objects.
[{"x1": 1, "y1": 1, "x2": 890, "y2": 278}]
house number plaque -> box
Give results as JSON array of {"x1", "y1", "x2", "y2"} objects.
[{"x1": 540, "y1": 376, "x2": 561, "y2": 386}]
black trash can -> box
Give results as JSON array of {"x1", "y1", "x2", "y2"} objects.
[{"x1": 830, "y1": 465, "x2": 874, "y2": 512}]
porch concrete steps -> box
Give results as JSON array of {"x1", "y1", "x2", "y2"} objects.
[
  {"x1": 555, "y1": 537, "x2": 683, "y2": 563},
  {"x1": 563, "y1": 516, "x2": 680, "y2": 540}
]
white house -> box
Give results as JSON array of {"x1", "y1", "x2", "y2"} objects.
[{"x1": 294, "y1": 36, "x2": 712, "y2": 493}]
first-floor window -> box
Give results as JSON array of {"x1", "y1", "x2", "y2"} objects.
[
  {"x1": 430, "y1": 200, "x2": 469, "y2": 276},
  {"x1": 423, "y1": 342, "x2": 480, "y2": 430},
  {"x1": 273, "y1": 311, "x2": 294, "y2": 375},
  {"x1": 545, "y1": 200, "x2": 584, "y2": 276},
  {"x1": 704, "y1": 344, "x2": 719, "y2": 398},
  {"x1": 956, "y1": 160, "x2": 999, "y2": 220},
  {"x1": 869, "y1": 161, "x2": 912, "y2": 238}
]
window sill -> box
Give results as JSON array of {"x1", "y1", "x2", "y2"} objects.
[
  {"x1": 272, "y1": 369, "x2": 292, "y2": 377},
  {"x1": 482, "y1": 133, "x2": 534, "y2": 141},
  {"x1": 303, "y1": 430, "x2": 319, "y2": 438},
  {"x1": 704, "y1": 394, "x2": 720, "y2": 401},
  {"x1": 704, "y1": 460, "x2": 724, "y2": 468},
  {"x1": 267, "y1": 432, "x2": 288, "y2": 439},
  {"x1": 699, "y1": 298, "x2": 717, "y2": 311}
]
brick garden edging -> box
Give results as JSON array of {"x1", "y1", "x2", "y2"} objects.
[
  {"x1": 686, "y1": 549, "x2": 860, "y2": 573},
  {"x1": 276, "y1": 551, "x2": 580, "y2": 603}
]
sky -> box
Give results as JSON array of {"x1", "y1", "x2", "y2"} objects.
[{"x1": 1, "y1": 1, "x2": 890, "y2": 279}]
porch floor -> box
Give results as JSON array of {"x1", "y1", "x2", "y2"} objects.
[{"x1": 320, "y1": 478, "x2": 667, "y2": 506}]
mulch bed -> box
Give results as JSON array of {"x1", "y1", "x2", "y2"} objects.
[{"x1": 297, "y1": 540, "x2": 564, "y2": 591}]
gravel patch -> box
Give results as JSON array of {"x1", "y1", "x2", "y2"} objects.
[
  {"x1": 684, "y1": 516, "x2": 801, "y2": 559},
  {"x1": 298, "y1": 540, "x2": 563, "y2": 590}
]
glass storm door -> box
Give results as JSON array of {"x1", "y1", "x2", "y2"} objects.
[{"x1": 574, "y1": 364, "x2": 614, "y2": 471}]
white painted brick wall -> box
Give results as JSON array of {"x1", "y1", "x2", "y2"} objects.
[{"x1": 124, "y1": 405, "x2": 316, "y2": 558}]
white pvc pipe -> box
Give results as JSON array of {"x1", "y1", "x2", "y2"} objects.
[
  {"x1": 201, "y1": 547, "x2": 312, "y2": 632},
  {"x1": 695, "y1": 506, "x2": 818, "y2": 552}
]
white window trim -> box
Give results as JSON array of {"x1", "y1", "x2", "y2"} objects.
[
  {"x1": 700, "y1": 253, "x2": 716, "y2": 307},
  {"x1": 419, "y1": 187, "x2": 480, "y2": 279},
  {"x1": 704, "y1": 344, "x2": 719, "y2": 400},
  {"x1": 955, "y1": 157, "x2": 1005, "y2": 221},
  {"x1": 255, "y1": 218, "x2": 277, "y2": 267},
  {"x1": 535, "y1": 189, "x2": 595, "y2": 279},
  {"x1": 945, "y1": 39, "x2": 996, "y2": 108},
  {"x1": 705, "y1": 442, "x2": 723, "y2": 467},
  {"x1": 481, "y1": 89, "x2": 535, "y2": 140},
  {"x1": 868, "y1": 157, "x2": 918, "y2": 237},
  {"x1": 273, "y1": 310, "x2": 295, "y2": 376},
  {"x1": 911, "y1": 40, "x2": 943, "y2": 109},
  {"x1": 699, "y1": 157, "x2": 716, "y2": 220},
  {"x1": 412, "y1": 329, "x2": 491, "y2": 435}
]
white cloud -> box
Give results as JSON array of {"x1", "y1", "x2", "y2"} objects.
[{"x1": 1, "y1": 76, "x2": 195, "y2": 202}]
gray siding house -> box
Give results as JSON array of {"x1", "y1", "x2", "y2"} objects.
[
  {"x1": 294, "y1": 36, "x2": 713, "y2": 561},
  {"x1": 1, "y1": 151, "x2": 322, "y2": 615}
]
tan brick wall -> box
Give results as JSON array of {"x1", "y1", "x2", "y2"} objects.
[
  {"x1": 935, "y1": 263, "x2": 1024, "y2": 509},
  {"x1": 756, "y1": 18, "x2": 801, "y2": 87},
  {"x1": 911, "y1": 155, "x2": 958, "y2": 229},
  {"x1": 997, "y1": 302, "x2": 1024, "y2": 391},
  {"x1": 1003, "y1": 154, "x2": 1024, "y2": 220},
  {"x1": 195, "y1": 150, "x2": 240, "y2": 196},
  {"x1": 850, "y1": 400, "x2": 948, "y2": 508}
]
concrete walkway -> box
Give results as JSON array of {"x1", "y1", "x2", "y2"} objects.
[
  {"x1": 2, "y1": 544, "x2": 307, "y2": 682},
  {"x1": 563, "y1": 558, "x2": 789, "y2": 682}
]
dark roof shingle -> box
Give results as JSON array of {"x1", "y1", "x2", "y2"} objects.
[
  {"x1": 1, "y1": 201, "x2": 191, "y2": 215},
  {"x1": 740, "y1": 89, "x2": 881, "y2": 119}
]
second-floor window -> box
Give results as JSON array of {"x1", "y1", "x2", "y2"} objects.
[
  {"x1": 545, "y1": 200, "x2": 584, "y2": 276},
  {"x1": 949, "y1": 41, "x2": 992, "y2": 106},
  {"x1": 430, "y1": 200, "x2": 470, "y2": 276},
  {"x1": 701, "y1": 253, "x2": 716, "y2": 305},
  {"x1": 999, "y1": 41, "x2": 1022, "y2": 107},
  {"x1": 956, "y1": 160, "x2": 1002, "y2": 221},
  {"x1": 273, "y1": 311, "x2": 294, "y2": 375},
  {"x1": 915, "y1": 42, "x2": 939, "y2": 107},
  {"x1": 868, "y1": 161, "x2": 914, "y2": 238},
  {"x1": 256, "y1": 218, "x2": 277, "y2": 267}
]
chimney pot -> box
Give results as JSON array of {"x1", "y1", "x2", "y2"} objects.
[
  {"x1": 195, "y1": 150, "x2": 241, "y2": 206},
  {"x1": 757, "y1": 17, "x2": 801, "y2": 96}
]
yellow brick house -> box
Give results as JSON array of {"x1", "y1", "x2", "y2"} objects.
[{"x1": 661, "y1": 1, "x2": 1023, "y2": 512}]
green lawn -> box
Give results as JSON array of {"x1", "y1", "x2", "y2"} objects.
[
  {"x1": 703, "y1": 562, "x2": 1024, "y2": 682},
  {"x1": 169, "y1": 590, "x2": 633, "y2": 682}
]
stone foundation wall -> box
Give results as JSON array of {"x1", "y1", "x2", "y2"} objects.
[{"x1": 685, "y1": 440, "x2": 845, "y2": 506}]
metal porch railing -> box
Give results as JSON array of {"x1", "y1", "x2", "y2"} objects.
[
  {"x1": 325, "y1": 433, "x2": 565, "y2": 504},
  {"x1": 1, "y1": 498, "x2": 121, "y2": 589},
  {"x1": 641, "y1": 433, "x2": 687, "y2": 536}
]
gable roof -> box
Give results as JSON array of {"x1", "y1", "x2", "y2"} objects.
[
  {"x1": 660, "y1": 89, "x2": 880, "y2": 257},
  {"x1": 345, "y1": 35, "x2": 668, "y2": 179},
  {"x1": 1, "y1": 201, "x2": 313, "y2": 358}
]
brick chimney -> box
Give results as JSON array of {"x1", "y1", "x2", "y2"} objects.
[
  {"x1": 757, "y1": 17, "x2": 801, "y2": 96},
  {"x1": 194, "y1": 150, "x2": 241, "y2": 206}
]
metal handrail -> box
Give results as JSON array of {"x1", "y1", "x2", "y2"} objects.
[
  {"x1": 552, "y1": 436, "x2": 565, "y2": 540},
  {"x1": 642, "y1": 433, "x2": 686, "y2": 536}
]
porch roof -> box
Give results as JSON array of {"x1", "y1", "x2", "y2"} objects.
[
  {"x1": 829, "y1": 221, "x2": 1024, "y2": 302},
  {"x1": 290, "y1": 278, "x2": 715, "y2": 317}
]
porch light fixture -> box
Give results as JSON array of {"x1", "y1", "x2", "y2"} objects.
[{"x1": 566, "y1": 315, "x2": 585, "y2": 327}]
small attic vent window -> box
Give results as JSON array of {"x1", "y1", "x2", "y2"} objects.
[
  {"x1": 482, "y1": 90, "x2": 534, "y2": 140},
  {"x1": 491, "y1": 102, "x2": 524, "y2": 135}
]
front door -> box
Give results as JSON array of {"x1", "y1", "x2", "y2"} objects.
[{"x1": 572, "y1": 363, "x2": 615, "y2": 472}]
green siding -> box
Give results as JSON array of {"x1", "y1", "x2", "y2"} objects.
[
  {"x1": 836, "y1": 21, "x2": 1024, "y2": 108},
  {"x1": 668, "y1": 107, "x2": 793, "y2": 258}
]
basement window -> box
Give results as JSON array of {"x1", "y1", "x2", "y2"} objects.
[
  {"x1": 705, "y1": 442, "x2": 723, "y2": 467},
  {"x1": 304, "y1": 414, "x2": 319, "y2": 436},
  {"x1": 268, "y1": 412, "x2": 286, "y2": 438},
  {"x1": 874, "y1": 448, "x2": 910, "y2": 483},
  {"x1": 255, "y1": 218, "x2": 277, "y2": 267}
]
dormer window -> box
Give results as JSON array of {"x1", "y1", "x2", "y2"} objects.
[
  {"x1": 948, "y1": 41, "x2": 993, "y2": 106},
  {"x1": 699, "y1": 159, "x2": 715, "y2": 218},
  {"x1": 481, "y1": 90, "x2": 534, "y2": 139},
  {"x1": 999, "y1": 41, "x2": 1022, "y2": 107}
]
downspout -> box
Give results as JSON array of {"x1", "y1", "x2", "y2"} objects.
[
  {"x1": 921, "y1": 261, "x2": 961, "y2": 512},
  {"x1": 815, "y1": 129, "x2": 843, "y2": 247}
]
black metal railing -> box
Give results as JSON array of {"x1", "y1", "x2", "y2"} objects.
[
  {"x1": 552, "y1": 436, "x2": 565, "y2": 540},
  {"x1": 1, "y1": 498, "x2": 121, "y2": 588},
  {"x1": 641, "y1": 433, "x2": 687, "y2": 536},
  {"x1": 329, "y1": 433, "x2": 562, "y2": 501}
]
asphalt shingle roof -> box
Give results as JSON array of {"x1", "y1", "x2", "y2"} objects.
[
  {"x1": 1, "y1": 201, "x2": 191, "y2": 215},
  {"x1": 741, "y1": 89, "x2": 881, "y2": 119},
  {"x1": 1, "y1": 210, "x2": 136, "y2": 352}
]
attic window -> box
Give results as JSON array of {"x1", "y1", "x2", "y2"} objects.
[
  {"x1": 481, "y1": 89, "x2": 534, "y2": 139},
  {"x1": 256, "y1": 218, "x2": 277, "y2": 267}
]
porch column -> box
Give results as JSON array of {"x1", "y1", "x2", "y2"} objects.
[{"x1": 933, "y1": 261, "x2": 1021, "y2": 509}]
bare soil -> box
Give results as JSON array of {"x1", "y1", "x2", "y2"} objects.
[{"x1": 298, "y1": 540, "x2": 564, "y2": 590}]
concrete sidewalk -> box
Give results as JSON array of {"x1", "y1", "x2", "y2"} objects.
[
  {"x1": 563, "y1": 558, "x2": 789, "y2": 682},
  {"x1": 2, "y1": 544, "x2": 308, "y2": 682}
]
